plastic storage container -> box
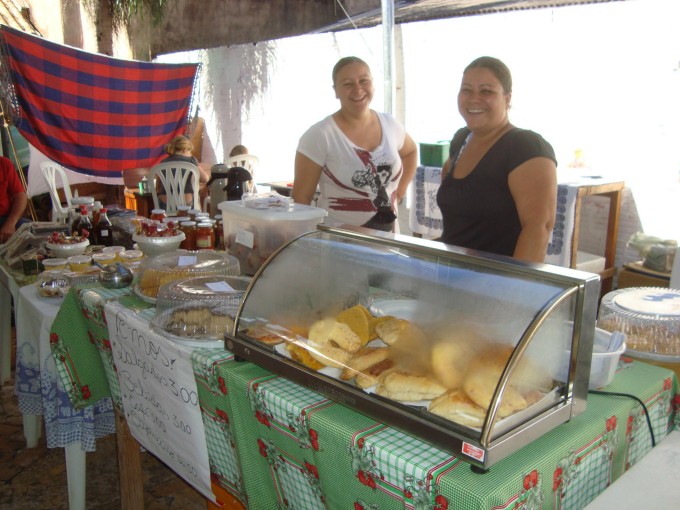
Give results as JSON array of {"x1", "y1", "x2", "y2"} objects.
[
  {"x1": 151, "y1": 275, "x2": 251, "y2": 347},
  {"x1": 135, "y1": 250, "x2": 241, "y2": 300},
  {"x1": 219, "y1": 200, "x2": 327, "y2": 275}
]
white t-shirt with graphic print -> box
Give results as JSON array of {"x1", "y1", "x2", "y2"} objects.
[{"x1": 296, "y1": 111, "x2": 406, "y2": 228}]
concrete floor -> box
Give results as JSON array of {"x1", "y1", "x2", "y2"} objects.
[{"x1": 0, "y1": 326, "x2": 207, "y2": 510}]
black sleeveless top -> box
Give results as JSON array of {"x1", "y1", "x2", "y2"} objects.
[{"x1": 436, "y1": 127, "x2": 556, "y2": 257}]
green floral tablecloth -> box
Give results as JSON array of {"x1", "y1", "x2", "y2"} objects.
[{"x1": 49, "y1": 286, "x2": 680, "y2": 509}]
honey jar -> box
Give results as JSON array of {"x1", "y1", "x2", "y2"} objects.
[
  {"x1": 196, "y1": 222, "x2": 215, "y2": 250},
  {"x1": 180, "y1": 221, "x2": 197, "y2": 250}
]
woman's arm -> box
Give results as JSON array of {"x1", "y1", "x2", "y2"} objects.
[
  {"x1": 508, "y1": 157, "x2": 557, "y2": 263},
  {"x1": 395, "y1": 134, "x2": 418, "y2": 203},
  {"x1": 292, "y1": 152, "x2": 323, "y2": 205}
]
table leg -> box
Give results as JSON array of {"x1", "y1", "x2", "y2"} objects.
[
  {"x1": 65, "y1": 442, "x2": 86, "y2": 510},
  {"x1": 115, "y1": 407, "x2": 144, "y2": 510},
  {"x1": 0, "y1": 280, "x2": 12, "y2": 384},
  {"x1": 21, "y1": 414, "x2": 41, "y2": 447}
]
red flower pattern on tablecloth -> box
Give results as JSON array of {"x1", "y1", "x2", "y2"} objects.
[
  {"x1": 606, "y1": 415, "x2": 617, "y2": 432},
  {"x1": 81, "y1": 385, "x2": 91, "y2": 399},
  {"x1": 50, "y1": 333, "x2": 59, "y2": 346},
  {"x1": 627, "y1": 414, "x2": 635, "y2": 435},
  {"x1": 553, "y1": 467, "x2": 563, "y2": 491},
  {"x1": 663, "y1": 377, "x2": 672, "y2": 391},
  {"x1": 357, "y1": 470, "x2": 377, "y2": 489},
  {"x1": 218, "y1": 376, "x2": 227, "y2": 395},
  {"x1": 216, "y1": 408, "x2": 229, "y2": 423},
  {"x1": 103, "y1": 339, "x2": 112, "y2": 350},
  {"x1": 255, "y1": 410, "x2": 271, "y2": 427},
  {"x1": 435, "y1": 494, "x2": 449, "y2": 510},
  {"x1": 309, "y1": 428, "x2": 319, "y2": 451},
  {"x1": 257, "y1": 438, "x2": 267, "y2": 457},
  {"x1": 304, "y1": 460, "x2": 319, "y2": 479}
]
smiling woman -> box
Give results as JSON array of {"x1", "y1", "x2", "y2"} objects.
[
  {"x1": 436, "y1": 56, "x2": 558, "y2": 263},
  {"x1": 292, "y1": 56, "x2": 418, "y2": 232}
]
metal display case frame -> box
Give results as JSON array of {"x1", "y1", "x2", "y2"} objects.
[{"x1": 225, "y1": 224, "x2": 600, "y2": 469}]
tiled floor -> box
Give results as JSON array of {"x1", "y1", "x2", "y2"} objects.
[{"x1": 0, "y1": 326, "x2": 207, "y2": 510}]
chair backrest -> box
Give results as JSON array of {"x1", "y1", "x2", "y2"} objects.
[
  {"x1": 225, "y1": 154, "x2": 258, "y2": 179},
  {"x1": 147, "y1": 160, "x2": 200, "y2": 214},
  {"x1": 40, "y1": 161, "x2": 73, "y2": 223}
]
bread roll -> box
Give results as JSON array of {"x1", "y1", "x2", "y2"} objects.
[
  {"x1": 309, "y1": 318, "x2": 362, "y2": 354},
  {"x1": 340, "y1": 347, "x2": 390, "y2": 381},
  {"x1": 375, "y1": 318, "x2": 410, "y2": 345},
  {"x1": 355, "y1": 359, "x2": 396, "y2": 389},
  {"x1": 375, "y1": 370, "x2": 447, "y2": 402},
  {"x1": 430, "y1": 341, "x2": 475, "y2": 389},
  {"x1": 428, "y1": 390, "x2": 486, "y2": 428}
]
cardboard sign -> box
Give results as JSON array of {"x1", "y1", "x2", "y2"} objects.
[{"x1": 106, "y1": 306, "x2": 214, "y2": 502}]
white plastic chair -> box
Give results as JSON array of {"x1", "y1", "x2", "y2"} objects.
[
  {"x1": 148, "y1": 160, "x2": 200, "y2": 214},
  {"x1": 225, "y1": 154, "x2": 258, "y2": 179},
  {"x1": 40, "y1": 161, "x2": 73, "y2": 223}
]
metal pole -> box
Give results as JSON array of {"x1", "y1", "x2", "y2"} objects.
[{"x1": 381, "y1": 0, "x2": 395, "y2": 115}]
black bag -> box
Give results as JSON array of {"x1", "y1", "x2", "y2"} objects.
[{"x1": 362, "y1": 205, "x2": 397, "y2": 232}]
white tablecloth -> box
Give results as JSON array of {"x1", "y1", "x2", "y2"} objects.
[{"x1": 13, "y1": 285, "x2": 115, "y2": 450}]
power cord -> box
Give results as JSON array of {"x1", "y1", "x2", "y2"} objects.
[{"x1": 589, "y1": 390, "x2": 656, "y2": 448}]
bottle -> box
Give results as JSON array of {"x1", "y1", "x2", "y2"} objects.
[
  {"x1": 95, "y1": 208, "x2": 113, "y2": 246},
  {"x1": 77, "y1": 208, "x2": 94, "y2": 242},
  {"x1": 71, "y1": 206, "x2": 85, "y2": 236},
  {"x1": 92, "y1": 201, "x2": 102, "y2": 226},
  {"x1": 138, "y1": 175, "x2": 149, "y2": 194}
]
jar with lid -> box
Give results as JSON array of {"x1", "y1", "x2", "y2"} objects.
[
  {"x1": 188, "y1": 209, "x2": 201, "y2": 222},
  {"x1": 196, "y1": 222, "x2": 215, "y2": 250},
  {"x1": 176, "y1": 205, "x2": 191, "y2": 217},
  {"x1": 150, "y1": 208, "x2": 166, "y2": 222},
  {"x1": 180, "y1": 221, "x2": 197, "y2": 250}
]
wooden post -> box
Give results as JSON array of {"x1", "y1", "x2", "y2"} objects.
[{"x1": 114, "y1": 407, "x2": 145, "y2": 510}]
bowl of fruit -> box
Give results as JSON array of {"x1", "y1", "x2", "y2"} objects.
[
  {"x1": 45, "y1": 231, "x2": 90, "y2": 259},
  {"x1": 132, "y1": 219, "x2": 185, "y2": 257}
]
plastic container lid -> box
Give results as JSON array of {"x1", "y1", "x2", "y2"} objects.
[
  {"x1": 219, "y1": 200, "x2": 327, "y2": 222},
  {"x1": 71, "y1": 196, "x2": 95, "y2": 206},
  {"x1": 151, "y1": 275, "x2": 251, "y2": 341},
  {"x1": 598, "y1": 287, "x2": 680, "y2": 355},
  {"x1": 135, "y1": 250, "x2": 241, "y2": 299}
]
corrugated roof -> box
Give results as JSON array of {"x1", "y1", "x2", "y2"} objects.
[
  {"x1": 317, "y1": 0, "x2": 622, "y2": 32},
  {"x1": 0, "y1": 0, "x2": 40, "y2": 36}
]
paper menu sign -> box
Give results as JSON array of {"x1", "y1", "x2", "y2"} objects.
[{"x1": 106, "y1": 306, "x2": 215, "y2": 502}]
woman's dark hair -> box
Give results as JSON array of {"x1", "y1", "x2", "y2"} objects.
[
  {"x1": 465, "y1": 56, "x2": 512, "y2": 94},
  {"x1": 332, "y1": 56, "x2": 370, "y2": 85}
]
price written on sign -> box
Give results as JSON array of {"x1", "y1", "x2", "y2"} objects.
[{"x1": 106, "y1": 307, "x2": 214, "y2": 502}]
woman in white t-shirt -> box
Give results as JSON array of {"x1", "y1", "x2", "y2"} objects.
[{"x1": 293, "y1": 57, "x2": 417, "y2": 231}]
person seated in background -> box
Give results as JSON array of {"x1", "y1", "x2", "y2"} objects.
[
  {"x1": 229, "y1": 144, "x2": 248, "y2": 158},
  {"x1": 293, "y1": 56, "x2": 417, "y2": 232},
  {"x1": 159, "y1": 135, "x2": 210, "y2": 208},
  {"x1": 0, "y1": 155, "x2": 29, "y2": 243},
  {"x1": 436, "y1": 56, "x2": 557, "y2": 263}
]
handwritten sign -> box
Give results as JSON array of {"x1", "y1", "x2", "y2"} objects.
[{"x1": 106, "y1": 306, "x2": 214, "y2": 502}]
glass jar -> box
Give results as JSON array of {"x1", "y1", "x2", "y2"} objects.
[
  {"x1": 196, "y1": 222, "x2": 215, "y2": 250},
  {"x1": 150, "y1": 208, "x2": 167, "y2": 222},
  {"x1": 180, "y1": 221, "x2": 197, "y2": 250}
]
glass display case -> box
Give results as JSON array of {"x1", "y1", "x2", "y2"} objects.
[{"x1": 225, "y1": 225, "x2": 600, "y2": 469}]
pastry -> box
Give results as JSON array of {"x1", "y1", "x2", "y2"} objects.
[
  {"x1": 340, "y1": 347, "x2": 391, "y2": 381},
  {"x1": 430, "y1": 341, "x2": 475, "y2": 389},
  {"x1": 375, "y1": 317, "x2": 410, "y2": 345},
  {"x1": 308, "y1": 318, "x2": 362, "y2": 354},
  {"x1": 355, "y1": 358, "x2": 395, "y2": 389},
  {"x1": 428, "y1": 390, "x2": 487, "y2": 428},
  {"x1": 375, "y1": 370, "x2": 447, "y2": 402},
  {"x1": 165, "y1": 306, "x2": 234, "y2": 337},
  {"x1": 245, "y1": 325, "x2": 285, "y2": 345},
  {"x1": 287, "y1": 343, "x2": 325, "y2": 371}
]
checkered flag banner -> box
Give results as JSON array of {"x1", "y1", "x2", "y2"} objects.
[{"x1": 0, "y1": 25, "x2": 199, "y2": 177}]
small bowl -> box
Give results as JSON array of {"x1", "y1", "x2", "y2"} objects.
[
  {"x1": 119, "y1": 249, "x2": 144, "y2": 263},
  {"x1": 92, "y1": 252, "x2": 117, "y2": 265},
  {"x1": 132, "y1": 232, "x2": 185, "y2": 257},
  {"x1": 41, "y1": 258, "x2": 68, "y2": 271},
  {"x1": 46, "y1": 238, "x2": 90, "y2": 259},
  {"x1": 102, "y1": 246, "x2": 126, "y2": 260},
  {"x1": 67, "y1": 254, "x2": 93, "y2": 272}
]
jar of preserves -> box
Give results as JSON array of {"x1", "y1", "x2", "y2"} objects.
[
  {"x1": 196, "y1": 222, "x2": 215, "y2": 250},
  {"x1": 150, "y1": 208, "x2": 166, "y2": 222},
  {"x1": 180, "y1": 221, "x2": 197, "y2": 250}
]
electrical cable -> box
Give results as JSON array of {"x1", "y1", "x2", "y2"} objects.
[{"x1": 589, "y1": 389, "x2": 656, "y2": 448}]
